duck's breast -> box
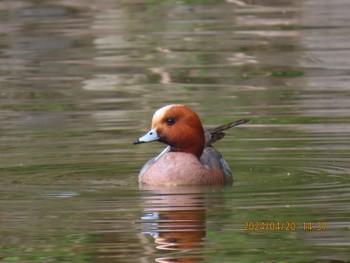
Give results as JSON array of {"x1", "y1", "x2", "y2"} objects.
[{"x1": 139, "y1": 152, "x2": 223, "y2": 186}]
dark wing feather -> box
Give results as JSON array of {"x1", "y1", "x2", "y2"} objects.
[{"x1": 205, "y1": 119, "x2": 249, "y2": 146}]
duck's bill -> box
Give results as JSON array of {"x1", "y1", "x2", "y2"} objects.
[{"x1": 133, "y1": 128, "x2": 160, "y2": 144}]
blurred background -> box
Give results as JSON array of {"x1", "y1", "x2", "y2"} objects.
[{"x1": 0, "y1": 0, "x2": 349, "y2": 262}]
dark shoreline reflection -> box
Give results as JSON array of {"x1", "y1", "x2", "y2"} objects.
[{"x1": 139, "y1": 185, "x2": 227, "y2": 263}]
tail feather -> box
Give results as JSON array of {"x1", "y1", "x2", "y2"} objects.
[{"x1": 205, "y1": 119, "x2": 249, "y2": 145}]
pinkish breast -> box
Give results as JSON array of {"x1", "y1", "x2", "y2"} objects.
[{"x1": 139, "y1": 152, "x2": 225, "y2": 186}]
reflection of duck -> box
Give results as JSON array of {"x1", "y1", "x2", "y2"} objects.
[
  {"x1": 140, "y1": 185, "x2": 224, "y2": 263},
  {"x1": 142, "y1": 210, "x2": 206, "y2": 250},
  {"x1": 134, "y1": 104, "x2": 249, "y2": 185}
]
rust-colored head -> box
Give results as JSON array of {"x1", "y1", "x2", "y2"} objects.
[{"x1": 134, "y1": 105, "x2": 205, "y2": 158}]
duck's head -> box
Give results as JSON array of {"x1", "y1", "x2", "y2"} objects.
[{"x1": 134, "y1": 104, "x2": 205, "y2": 158}]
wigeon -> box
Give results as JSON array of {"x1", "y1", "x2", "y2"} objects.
[{"x1": 134, "y1": 105, "x2": 249, "y2": 186}]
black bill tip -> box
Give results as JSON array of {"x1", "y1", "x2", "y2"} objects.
[{"x1": 133, "y1": 139, "x2": 142, "y2": 145}]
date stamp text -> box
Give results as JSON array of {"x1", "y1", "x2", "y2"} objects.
[{"x1": 243, "y1": 221, "x2": 327, "y2": 231}]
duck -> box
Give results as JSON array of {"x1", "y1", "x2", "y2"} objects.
[{"x1": 133, "y1": 104, "x2": 249, "y2": 186}]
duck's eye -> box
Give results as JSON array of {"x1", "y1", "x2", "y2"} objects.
[{"x1": 166, "y1": 117, "x2": 176, "y2": 126}]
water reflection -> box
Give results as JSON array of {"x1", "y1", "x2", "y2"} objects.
[{"x1": 139, "y1": 185, "x2": 225, "y2": 263}]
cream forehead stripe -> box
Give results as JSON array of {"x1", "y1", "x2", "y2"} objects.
[{"x1": 152, "y1": 104, "x2": 183, "y2": 124}]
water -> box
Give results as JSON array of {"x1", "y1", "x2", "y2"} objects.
[{"x1": 1, "y1": 0, "x2": 349, "y2": 262}]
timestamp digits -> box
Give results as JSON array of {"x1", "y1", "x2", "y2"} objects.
[
  {"x1": 243, "y1": 221, "x2": 328, "y2": 231},
  {"x1": 302, "y1": 221, "x2": 327, "y2": 231},
  {"x1": 244, "y1": 221, "x2": 296, "y2": 231}
]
